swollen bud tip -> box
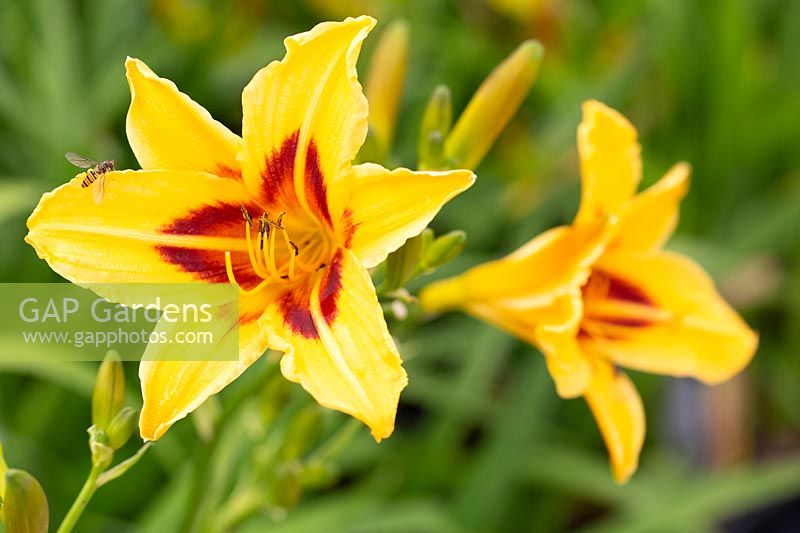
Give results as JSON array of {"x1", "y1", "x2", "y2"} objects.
[
  {"x1": 365, "y1": 19, "x2": 410, "y2": 160},
  {"x1": 107, "y1": 407, "x2": 139, "y2": 450},
  {"x1": 418, "y1": 85, "x2": 453, "y2": 170},
  {"x1": 445, "y1": 39, "x2": 544, "y2": 169},
  {"x1": 423, "y1": 230, "x2": 467, "y2": 270}
]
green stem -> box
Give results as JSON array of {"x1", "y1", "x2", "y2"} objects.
[
  {"x1": 56, "y1": 463, "x2": 103, "y2": 533},
  {"x1": 210, "y1": 488, "x2": 265, "y2": 532},
  {"x1": 179, "y1": 359, "x2": 278, "y2": 533},
  {"x1": 97, "y1": 443, "x2": 151, "y2": 487}
]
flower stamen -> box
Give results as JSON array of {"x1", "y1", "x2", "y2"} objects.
[{"x1": 228, "y1": 207, "x2": 328, "y2": 290}]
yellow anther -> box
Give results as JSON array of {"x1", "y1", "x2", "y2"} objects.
[{"x1": 233, "y1": 210, "x2": 329, "y2": 286}]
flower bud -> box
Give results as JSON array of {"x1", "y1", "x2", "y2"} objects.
[
  {"x1": 106, "y1": 407, "x2": 139, "y2": 450},
  {"x1": 281, "y1": 407, "x2": 323, "y2": 461},
  {"x1": 300, "y1": 461, "x2": 338, "y2": 489},
  {"x1": 92, "y1": 350, "x2": 125, "y2": 430},
  {"x1": 383, "y1": 232, "x2": 425, "y2": 292},
  {"x1": 260, "y1": 372, "x2": 293, "y2": 428},
  {"x1": 191, "y1": 397, "x2": 221, "y2": 442},
  {"x1": 420, "y1": 228, "x2": 435, "y2": 252},
  {"x1": 365, "y1": 20, "x2": 409, "y2": 159},
  {"x1": 445, "y1": 40, "x2": 544, "y2": 169},
  {"x1": 418, "y1": 85, "x2": 453, "y2": 170},
  {"x1": 2, "y1": 469, "x2": 49, "y2": 533},
  {"x1": 267, "y1": 463, "x2": 302, "y2": 511},
  {"x1": 422, "y1": 230, "x2": 467, "y2": 270}
]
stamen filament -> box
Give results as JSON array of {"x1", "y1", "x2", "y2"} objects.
[
  {"x1": 225, "y1": 251, "x2": 271, "y2": 295},
  {"x1": 266, "y1": 222, "x2": 280, "y2": 279},
  {"x1": 233, "y1": 206, "x2": 329, "y2": 287},
  {"x1": 244, "y1": 222, "x2": 267, "y2": 278}
]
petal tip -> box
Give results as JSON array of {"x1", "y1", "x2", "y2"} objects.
[
  {"x1": 612, "y1": 459, "x2": 638, "y2": 484},
  {"x1": 125, "y1": 57, "x2": 159, "y2": 85},
  {"x1": 369, "y1": 421, "x2": 393, "y2": 443},
  {"x1": 138, "y1": 409, "x2": 170, "y2": 442},
  {"x1": 350, "y1": 14, "x2": 377, "y2": 29},
  {"x1": 124, "y1": 56, "x2": 143, "y2": 74},
  {"x1": 581, "y1": 99, "x2": 636, "y2": 136}
]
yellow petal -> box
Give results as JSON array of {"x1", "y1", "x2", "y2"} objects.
[
  {"x1": 534, "y1": 294, "x2": 593, "y2": 398},
  {"x1": 419, "y1": 217, "x2": 611, "y2": 313},
  {"x1": 26, "y1": 170, "x2": 260, "y2": 286},
  {"x1": 139, "y1": 291, "x2": 272, "y2": 440},
  {"x1": 364, "y1": 20, "x2": 409, "y2": 155},
  {"x1": 587, "y1": 250, "x2": 758, "y2": 384},
  {"x1": 584, "y1": 359, "x2": 645, "y2": 484},
  {"x1": 241, "y1": 16, "x2": 375, "y2": 226},
  {"x1": 575, "y1": 100, "x2": 642, "y2": 224},
  {"x1": 125, "y1": 58, "x2": 242, "y2": 177},
  {"x1": 264, "y1": 248, "x2": 407, "y2": 441},
  {"x1": 419, "y1": 217, "x2": 613, "y2": 399},
  {"x1": 467, "y1": 292, "x2": 593, "y2": 398},
  {"x1": 613, "y1": 163, "x2": 691, "y2": 252},
  {"x1": 342, "y1": 163, "x2": 475, "y2": 267}
]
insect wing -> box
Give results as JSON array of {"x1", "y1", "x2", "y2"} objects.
[
  {"x1": 65, "y1": 152, "x2": 99, "y2": 169},
  {"x1": 92, "y1": 175, "x2": 106, "y2": 204}
]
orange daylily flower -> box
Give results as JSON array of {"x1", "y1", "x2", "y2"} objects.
[
  {"x1": 420, "y1": 100, "x2": 757, "y2": 482},
  {"x1": 26, "y1": 17, "x2": 475, "y2": 442}
]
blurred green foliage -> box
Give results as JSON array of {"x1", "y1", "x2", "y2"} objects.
[{"x1": 1, "y1": 0, "x2": 799, "y2": 531}]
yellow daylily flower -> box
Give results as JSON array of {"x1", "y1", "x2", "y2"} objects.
[
  {"x1": 420, "y1": 100, "x2": 757, "y2": 483},
  {"x1": 26, "y1": 16, "x2": 475, "y2": 442}
]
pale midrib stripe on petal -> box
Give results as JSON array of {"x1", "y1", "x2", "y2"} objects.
[
  {"x1": 309, "y1": 270, "x2": 375, "y2": 420},
  {"x1": 292, "y1": 47, "x2": 345, "y2": 221},
  {"x1": 31, "y1": 224, "x2": 248, "y2": 251}
]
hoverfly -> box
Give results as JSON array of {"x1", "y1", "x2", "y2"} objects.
[{"x1": 65, "y1": 152, "x2": 115, "y2": 204}]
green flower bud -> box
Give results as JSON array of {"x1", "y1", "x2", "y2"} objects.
[
  {"x1": 418, "y1": 85, "x2": 453, "y2": 170},
  {"x1": 2, "y1": 469, "x2": 49, "y2": 533},
  {"x1": 420, "y1": 228, "x2": 435, "y2": 252},
  {"x1": 191, "y1": 397, "x2": 221, "y2": 442},
  {"x1": 423, "y1": 230, "x2": 467, "y2": 270},
  {"x1": 281, "y1": 407, "x2": 323, "y2": 461},
  {"x1": 300, "y1": 461, "x2": 339, "y2": 489},
  {"x1": 259, "y1": 373, "x2": 293, "y2": 428},
  {"x1": 92, "y1": 350, "x2": 125, "y2": 430},
  {"x1": 267, "y1": 462, "x2": 302, "y2": 511},
  {"x1": 106, "y1": 407, "x2": 139, "y2": 450},
  {"x1": 383, "y1": 232, "x2": 425, "y2": 292}
]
